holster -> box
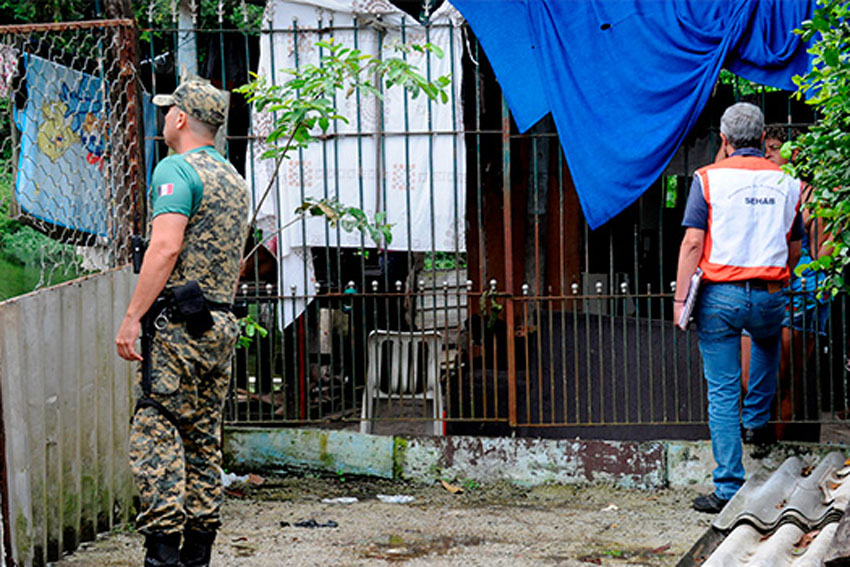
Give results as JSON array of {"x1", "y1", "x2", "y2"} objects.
[
  {"x1": 133, "y1": 281, "x2": 229, "y2": 430},
  {"x1": 170, "y1": 281, "x2": 215, "y2": 338},
  {"x1": 131, "y1": 235, "x2": 147, "y2": 274}
]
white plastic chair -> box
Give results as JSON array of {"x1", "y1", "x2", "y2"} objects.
[{"x1": 360, "y1": 330, "x2": 443, "y2": 436}]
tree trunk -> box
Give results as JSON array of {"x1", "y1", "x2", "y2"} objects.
[{"x1": 103, "y1": 0, "x2": 133, "y2": 19}]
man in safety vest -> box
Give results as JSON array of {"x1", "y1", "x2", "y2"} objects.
[{"x1": 673, "y1": 102, "x2": 803, "y2": 514}]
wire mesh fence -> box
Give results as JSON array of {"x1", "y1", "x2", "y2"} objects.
[{"x1": 0, "y1": 19, "x2": 143, "y2": 299}]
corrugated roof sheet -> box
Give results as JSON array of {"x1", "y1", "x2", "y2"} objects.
[
  {"x1": 696, "y1": 451, "x2": 850, "y2": 567},
  {"x1": 714, "y1": 452, "x2": 850, "y2": 532},
  {"x1": 704, "y1": 521, "x2": 838, "y2": 566}
]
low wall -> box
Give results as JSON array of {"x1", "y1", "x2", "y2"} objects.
[
  {"x1": 224, "y1": 427, "x2": 844, "y2": 492},
  {"x1": 0, "y1": 267, "x2": 136, "y2": 567}
]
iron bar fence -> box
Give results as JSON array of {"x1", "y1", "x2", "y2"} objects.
[
  {"x1": 226, "y1": 282, "x2": 849, "y2": 441},
  {"x1": 214, "y1": 0, "x2": 849, "y2": 441},
  {"x1": 1, "y1": 1, "x2": 848, "y2": 445}
]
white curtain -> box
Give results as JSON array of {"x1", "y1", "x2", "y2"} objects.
[{"x1": 247, "y1": 0, "x2": 466, "y2": 328}]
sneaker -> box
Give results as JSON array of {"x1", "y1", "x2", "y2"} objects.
[{"x1": 692, "y1": 492, "x2": 730, "y2": 514}]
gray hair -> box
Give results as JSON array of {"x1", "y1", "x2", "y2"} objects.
[
  {"x1": 186, "y1": 113, "x2": 219, "y2": 140},
  {"x1": 720, "y1": 102, "x2": 764, "y2": 150}
]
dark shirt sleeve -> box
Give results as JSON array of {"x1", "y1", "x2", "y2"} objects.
[
  {"x1": 789, "y1": 210, "x2": 804, "y2": 241},
  {"x1": 681, "y1": 175, "x2": 708, "y2": 230}
]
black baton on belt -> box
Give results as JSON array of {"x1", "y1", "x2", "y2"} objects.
[
  {"x1": 133, "y1": 298, "x2": 182, "y2": 433},
  {"x1": 140, "y1": 309, "x2": 155, "y2": 398}
]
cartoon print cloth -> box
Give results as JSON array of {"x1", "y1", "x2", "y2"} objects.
[{"x1": 14, "y1": 54, "x2": 109, "y2": 237}]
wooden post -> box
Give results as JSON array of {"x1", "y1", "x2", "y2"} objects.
[{"x1": 177, "y1": 0, "x2": 199, "y2": 79}]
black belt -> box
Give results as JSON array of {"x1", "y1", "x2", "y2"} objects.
[
  {"x1": 728, "y1": 279, "x2": 773, "y2": 290},
  {"x1": 133, "y1": 291, "x2": 230, "y2": 432},
  {"x1": 207, "y1": 300, "x2": 232, "y2": 312}
]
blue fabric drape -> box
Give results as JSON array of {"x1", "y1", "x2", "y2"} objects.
[{"x1": 453, "y1": 0, "x2": 814, "y2": 229}]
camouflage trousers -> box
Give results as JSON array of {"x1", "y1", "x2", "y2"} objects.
[{"x1": 130, "y1": 310, "x2": 239, "y2": 535}]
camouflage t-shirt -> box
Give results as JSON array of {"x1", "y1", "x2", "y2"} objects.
[{"x1": 149, "y1": 146, "x2": 249, "y2": 303}]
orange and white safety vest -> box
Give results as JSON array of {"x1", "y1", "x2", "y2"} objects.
[{"x1": 696, "y1": 155, "x2": 803, "y2": 282}]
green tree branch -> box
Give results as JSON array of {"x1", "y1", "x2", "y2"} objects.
[{"x1": 786, "y1": 0, "x2": 850, "y2": 296}]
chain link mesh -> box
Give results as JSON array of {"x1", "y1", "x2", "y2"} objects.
[{"x1": 0, "y1": 21, "x2": 143, "y2": 297}]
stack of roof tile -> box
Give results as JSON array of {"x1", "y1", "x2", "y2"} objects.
[{"x1": 698, "y1": 452, "x2": 850, "y2": 567}]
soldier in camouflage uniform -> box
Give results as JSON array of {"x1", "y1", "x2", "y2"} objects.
[{"x1": 116, "y1": 80, "x2": 249, "y2": 567}]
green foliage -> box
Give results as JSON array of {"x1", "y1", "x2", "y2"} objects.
[
  {"x1": 718, "y1": 69, "x2": 781, "y2": 96},
  {"x1": 236, "y1": 313, "x2": 268, "y2": 349},
  {"x1": 0, "y1": 0, "x2": 94, "y2": 23},
  {"x1": 424, "y1": 252, "x2": 467, "y2": 271},
  {"x1": 664, "y1": 175, "x2": 678, "y2": 209},
  {"x1": 785, "y1": 0, "x2": 850, "y2": 296},
  {"x1": 236, "y1": 37, "x2": 451, "y2": 250}
]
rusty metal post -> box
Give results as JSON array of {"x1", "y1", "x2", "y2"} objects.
[
  {"x1": 121, "y1": 23, "x2": 146, "y2": 241},
  {"x1": 501, "y1": 96, "x2": 517, "y2": 427},
  {"x1": 0, "y1": 18, "x2": 134, "y2": 33},
  {"x1": 104, "y1": 20, "x2": 141, "y2": 266}
]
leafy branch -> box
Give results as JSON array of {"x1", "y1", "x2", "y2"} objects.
[
  {"x1": 232, "y1": 36, "x2": 451, "y2": 347},
  {"x1": 235, "y1": 37, "x2": 449, "y2": 247},
  {"x1": 241, "y1": 196, "x2": 394, "y2": 265},
  {"x1": 236, "y1": 314, "x2": 268, "y2": 349},
  {"x1": 785, "y1": 0, "x2": 850, "y2": 296}
]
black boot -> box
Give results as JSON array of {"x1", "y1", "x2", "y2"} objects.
[
  {"x1": 144, "y1": 533, "x2": 181, "y2": 567},
  {"x1": 179, "y1": 528, "x2": 216, "y2": 567}
]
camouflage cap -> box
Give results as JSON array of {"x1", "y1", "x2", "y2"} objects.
[{"x1": 152, "y1": 80, "x2": 227, "y2": 127}]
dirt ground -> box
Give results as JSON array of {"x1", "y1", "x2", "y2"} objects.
[{"x1": 53, "y1": 475, "x2": 712, "y2": 567}]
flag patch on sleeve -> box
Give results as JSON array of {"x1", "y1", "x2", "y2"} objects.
[{"x1": 157, "y1": 183, "x2": 174, "y2": 197}]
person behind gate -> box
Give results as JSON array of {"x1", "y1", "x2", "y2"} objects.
[
  {"x1": 673, "y1": 102, "x2": 803, "y2": 514},
  {"x1": 115, "y1": 80, "x2": 249, "y2": 566}
]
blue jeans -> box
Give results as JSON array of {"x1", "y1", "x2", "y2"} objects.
[{"x1": 696, "y1": 282, "x2": 784, "y2": 500}]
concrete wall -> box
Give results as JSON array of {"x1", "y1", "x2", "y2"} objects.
[
  {"x1": 0, "y1": 267, "x2": 136, "y2": 567},
  {"x1": 225, "y1": 427, "x2": 845, "y2": 493},
  {"x1": 225, "y1": 427, "x2": 670, "y2": 490}
]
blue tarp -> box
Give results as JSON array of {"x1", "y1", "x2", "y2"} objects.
[{"x1": 452, "y1": 0, "x2": 815, "y2": 229}]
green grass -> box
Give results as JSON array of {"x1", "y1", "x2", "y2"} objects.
[
  {"x1": 0, "y1": 256, "x2": 42, "y2": 301},
  {"x1": 0, "y1": 160, "x2": 86, "y2": 301}
]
